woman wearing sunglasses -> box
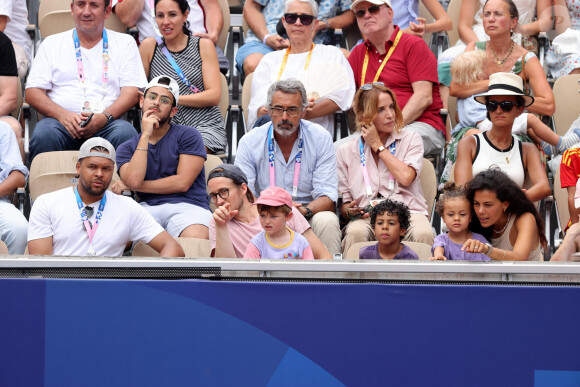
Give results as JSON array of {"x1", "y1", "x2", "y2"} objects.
[
  {"x1": 139, "y1": 0, "x2": 226, "y2": 154},
  {"x1": 454, "y1": 72, "x2": 551, "y2": 203},
  {"x1": 337, "y1": 83, "x2": 432, "y2": 254},
  {"x1": 247, "y1": 0, "x2": 355, "y2": 135}
]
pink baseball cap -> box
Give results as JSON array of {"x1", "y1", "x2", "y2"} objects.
[{"x1": 254, "y1": 186, "x2": 293, "y2": 208}]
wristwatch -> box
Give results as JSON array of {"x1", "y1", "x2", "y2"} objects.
[
  {"x1": 484, "y1": 243, "x2": 493, "y2": 256},
  {"x1": 304, "y1": 207, "x2": 313, "y2": 221},
  {"x1": 377, "y1": 145, "x2": 386, "y2": 154},
  {"x1": 103, "y1": 112, "x2": 114, "y2": 125}
]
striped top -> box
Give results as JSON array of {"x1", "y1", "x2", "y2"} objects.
[{"x1": 149, "y1": 35, "x2": 226, "y2": 153}]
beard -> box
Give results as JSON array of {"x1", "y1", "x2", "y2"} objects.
[
  {"x1": 79, "y1": 176, "x2": 109, "y2": 198},
  {"x1": 273, "y1": 119, "x2": 299, "y2": 137}
]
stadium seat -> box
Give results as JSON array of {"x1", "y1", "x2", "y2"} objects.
[
  {"x1": 0, "y1": 241, "x2": 8, "y2": 255},
  {"x1": 552, "y1": 74, "x2": 580, "y2": 137},
  {"x1": 204, "y1": 154, "x2": 223, "y2": 191},
  {"x1": 421, "y1": 158, "x2": 437, "y2": 222},
  {"x1": 445, "y1": 0, "x2": 463, "y2": 47},
  {"x1": 217, "y1": 0, "x2": 230, "y2": 52}
]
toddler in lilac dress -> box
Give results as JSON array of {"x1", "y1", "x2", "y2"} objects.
[{"x1": 430, "y1": 183, "x2": 491, "y2": 261}]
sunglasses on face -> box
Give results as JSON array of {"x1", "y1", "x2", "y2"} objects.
[
  {"x1": 360, "y1": 82, "x2": 385, "y2": 90},
  {"x1": 485, "y1": 100, "x2": 517, "y2": 112},
  {"x1": 283, "y1": 13, "x2": 315, "y2": 25},
  {"x1": 354, "y1": 4, "x2": 383, "y2": 18}
]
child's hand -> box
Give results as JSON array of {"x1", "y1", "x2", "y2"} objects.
[{"x1": 429, "y1": 255, "x2": 447, "y2": 261}]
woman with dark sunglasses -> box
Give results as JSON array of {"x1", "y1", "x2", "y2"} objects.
[
  {"x1": 337, "y1": 83, "x2": 433, "y2": 254},
  {"x1": 454, "y1": 72, "x2": 551, "y2": 203}
]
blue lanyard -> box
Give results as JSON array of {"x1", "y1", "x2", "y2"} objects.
[
  {"x1": 73, "y1": 28, "x2": 109, "y2": 101},
  {"x1": 267, "y1": 125, "x2": 304, "y2": 199},
  {"x1": 74, "y1": 186, "x2": 107, "y2": 255},
  {"x1": 155, "y1": 36, "x2": 201, "y2": 94}
]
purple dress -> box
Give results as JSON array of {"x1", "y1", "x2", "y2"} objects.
[
  {"x1": 432, "y1": 232, "x2": 492, "y2": 261},
  {"x1": 359, "y1": 244, "x2": 419, "y2": 260}
]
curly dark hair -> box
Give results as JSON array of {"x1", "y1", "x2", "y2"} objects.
[
  {"x1": 154, "y1": 0, "x2": 191, "y2": 36},
  {"x1": 465, "y1": 169, "x2": 546, "y2": 247},
  {"x1": 436, "y1": 182, "x2": 467, "y2": 217},
  {"x1": 370, "y1": 199, "x2": 411, "y2": 241}
]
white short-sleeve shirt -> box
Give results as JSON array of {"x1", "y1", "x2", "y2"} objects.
[{"x1": 28, "y1": 187, "x2": 164, "y2": 257}]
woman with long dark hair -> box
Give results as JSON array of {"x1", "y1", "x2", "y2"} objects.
[
  {"x1": 463, "y1": 168, "x2": 546, "y2": 261},
  {"x1": 139, "y1": 0, "x2": 226, "y2": 154}
]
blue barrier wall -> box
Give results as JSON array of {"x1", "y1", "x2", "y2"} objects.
[{"x1": 1, "y1": 278, "x2": 579, "y2": 386}]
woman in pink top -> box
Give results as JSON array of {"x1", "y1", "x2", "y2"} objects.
[{"x1": 337, "y1": 83, "x2": 433, "y2": 255}]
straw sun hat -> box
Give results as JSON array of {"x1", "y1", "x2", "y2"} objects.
[{"x1": 474, "y1": 72, "x2": 534, "y2": 107}]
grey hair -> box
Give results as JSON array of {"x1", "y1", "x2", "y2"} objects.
[
  {"x1": 266, "y1": 79, "x2": 309, "y2": 110},
  {"x1": 283, "y1": 0, "x2": 319, "y2": 17}
]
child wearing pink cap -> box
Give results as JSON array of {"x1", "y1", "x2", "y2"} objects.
[{"x1": 244, "y1": 187, "x2": 314, "y2": 260}]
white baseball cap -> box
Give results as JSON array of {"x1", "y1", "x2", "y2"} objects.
[
  {"x1": 351, "y1": 0, "x2": 392, "y2": 11},
  {"x1": 144, "y1": 75, "x2": 180, "y2": 105}
]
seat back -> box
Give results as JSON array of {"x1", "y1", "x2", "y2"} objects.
[
  {"x1": 29, "y1": 151, "x2": 120, "y2": 202},
  {"x1": 552, "y1": 74, "x2": 580, "y2": 137},
  {"x1": 204, "y1": 154, "x2": 223, "y2": 192},
  {"x1": 132, "y1": 237, "x2": 211, "y2": 257},
  {"x1": 10, "y1": 77, "x2": 23, "y2": 120},
  {"x1": 0, "y1": 240, "x2": 8, "y2": 255},
  {"x1": 241, "y1": 72, "x2": 253, "y2": 127},
  {"x1": 420, "y1": 158, "x2": 437, "y2": 221},
  {"x1": 554, "y1": 167, "x2": 571, "y2": 232},
  {"x1": 446, "y1": 0, "x2": 463, "y2": 47},
  {"x1": 216, "y1": 0, "x2": 230, "y2": 51},
  {"x1": 418, "y1": 0, "x2": 433, "y2": 47},
  {"x1": 219, "y1": 73, "x2": 229, "y2": 119},
  {"x1": 345, "y1": 241, "x2": 432, "y2": 260},
  {"x1": 38, "y1": 0, "x2": 126, "y2": 38}
]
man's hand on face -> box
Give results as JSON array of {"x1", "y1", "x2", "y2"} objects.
[{"x1": 141, "y1": 109, "x2": 160, "y2": 138}]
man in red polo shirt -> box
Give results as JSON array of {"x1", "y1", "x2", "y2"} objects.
[{"x1": 348, "y1": 0, "x2": 445, "y2": 156}]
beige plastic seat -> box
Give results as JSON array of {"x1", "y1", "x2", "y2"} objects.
[
  {"x1": 219, "y1": 73, "x2": 229, "y2": 119},
  {"x1": 241, "y1": 72, "x2": 253, "y2": 128},
  {"x1": 553, "y1": 167, "x2": 571, "y2": 234},
  {"x1": 216, "y1": 0, "x2": 230, "y2": 52},
  {"x1": 28, "y1": 151, "x2": 120, "y2": 202},
  {"x1": 38, "y1": 0, "x2": 126, "y2": 38},
  {"x1": 420, "y1": 158, "x2": 437, "y2": 221},
  {"x1": 132, "y1": 237, "x2": 211, "y2": 257},
  {"x1": 204, "y1": 154, "x2": 223, "y2": 190},
  {"x1": 345, "y1": 240, "x2": 432, "y2": 260},
  {"x1": 552, "y1": 74, "x2": 580, "y2": 137},
  {"x1": 0, "y1": 240, "x2": 8, "y2": 255},
  {"x1": 446, "y1": 0, "x2": 463, "y2": 47}
]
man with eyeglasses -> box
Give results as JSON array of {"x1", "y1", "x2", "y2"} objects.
[
  {"x1": 236, "y1": 0, "x2": 355, "y2": 76},
  {"x1": 113, "y1": 76, "x2": 212, "y2": 239},
  {"x1": 246, "y1": 0, "x2": 355, "y2": 135},
  {"x1": 206, "y1": 164, "x2": 331, "y2": 258},
  {"x1": 348, "y1": 0, "x2": 446, "y2": 156},
  {"x1": 235, "y1": 79, "x2": 342, "y2": 255},
  {"x1": 26, "y1": 0, "x2": 146, "y2": 163},
  {"x1": 28, "y1": 137, "x2": 184, "y2": 257}
]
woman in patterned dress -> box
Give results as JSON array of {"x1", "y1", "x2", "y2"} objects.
[
  {"x1": 545, "y1": 0, "x2": 580, "y2": 79},
  {"x1": 139, "y1": 0, "x2": 227, "y2": 154}
]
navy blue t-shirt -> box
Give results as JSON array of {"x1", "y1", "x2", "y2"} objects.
[{"x1": 116, "y1": 124, "x2": 209, "y2": 210}]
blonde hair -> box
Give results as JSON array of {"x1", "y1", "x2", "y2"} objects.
[
  {"x1": 352, "y1": 85, "x2": 404, "y2": 132},
  {"x1": 451, "y1": 50, "x2": 487, "y2": 84}
]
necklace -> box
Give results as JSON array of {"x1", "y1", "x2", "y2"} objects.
[
  {"x1": 493, "y1": 213, "x2": 512, "y2": 235},
  {"x1": 491, "y1": 41, "x2": 514, "y2": 68},
  {"x1": 487, "y1": 131, "x2": 511, "y2": 164}
]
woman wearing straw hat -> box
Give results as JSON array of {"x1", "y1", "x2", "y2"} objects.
[{"x1": 454, "y1": 72, "x2": 551, "y2": 202}]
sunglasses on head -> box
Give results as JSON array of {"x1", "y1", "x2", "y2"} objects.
[
  {"x1": 485, "y1": 100, "x2": 517, "y2": 112},
  {"x1": 360, "y1": 82, "x2": 385, "y2": 90},
  {"x1": 354, "y1": 4, "x2": 383, "y2": 18},
  {"x1": 283, "y1": 13, "x2": 316, "y2": 25}
]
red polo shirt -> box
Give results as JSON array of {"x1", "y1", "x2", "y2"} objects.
[{"x1": 348, "y1": 26, "x2": 445, "y2": 134}]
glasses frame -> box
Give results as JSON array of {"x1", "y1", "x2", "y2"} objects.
[
  {"x1": 360, "y1": 82, "x2": 385, "y2": 91},
  {"x1": 208, "y1": 188, "x2": 230, "y2": 203},
  {"x1": 354, "y1": 4, "x2": 383, "y2": 19},
  {"x1": 283, "y1": 13, "x2": 316, "y2": 25},
  {"x1": 485, "y1": 100, "x2": 517, "y2": 113},
  {"x1": 269, "y1": 106, "x2": 302, "y2": 117},
  {"x1": 145, "y1": 92, "x2": 173, "y2": 106}
]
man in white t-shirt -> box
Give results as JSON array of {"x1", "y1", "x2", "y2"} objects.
[
  {"x1": 25, "y1": 0, "x2": 147, "y2": 163},
  {"x1": 0, "y1": 0, "x2": 32, "y2": 79},
  {"x1": 28, "y1": 137, "x2": 184, "y2": 257}
]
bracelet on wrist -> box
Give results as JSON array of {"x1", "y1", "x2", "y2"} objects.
[
  {"x1": 136, "y1": 148, "x2": 148, "y2": 151},
  {"x1": 262, "y1": 34, "x2": 271, "y2": 45}
]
